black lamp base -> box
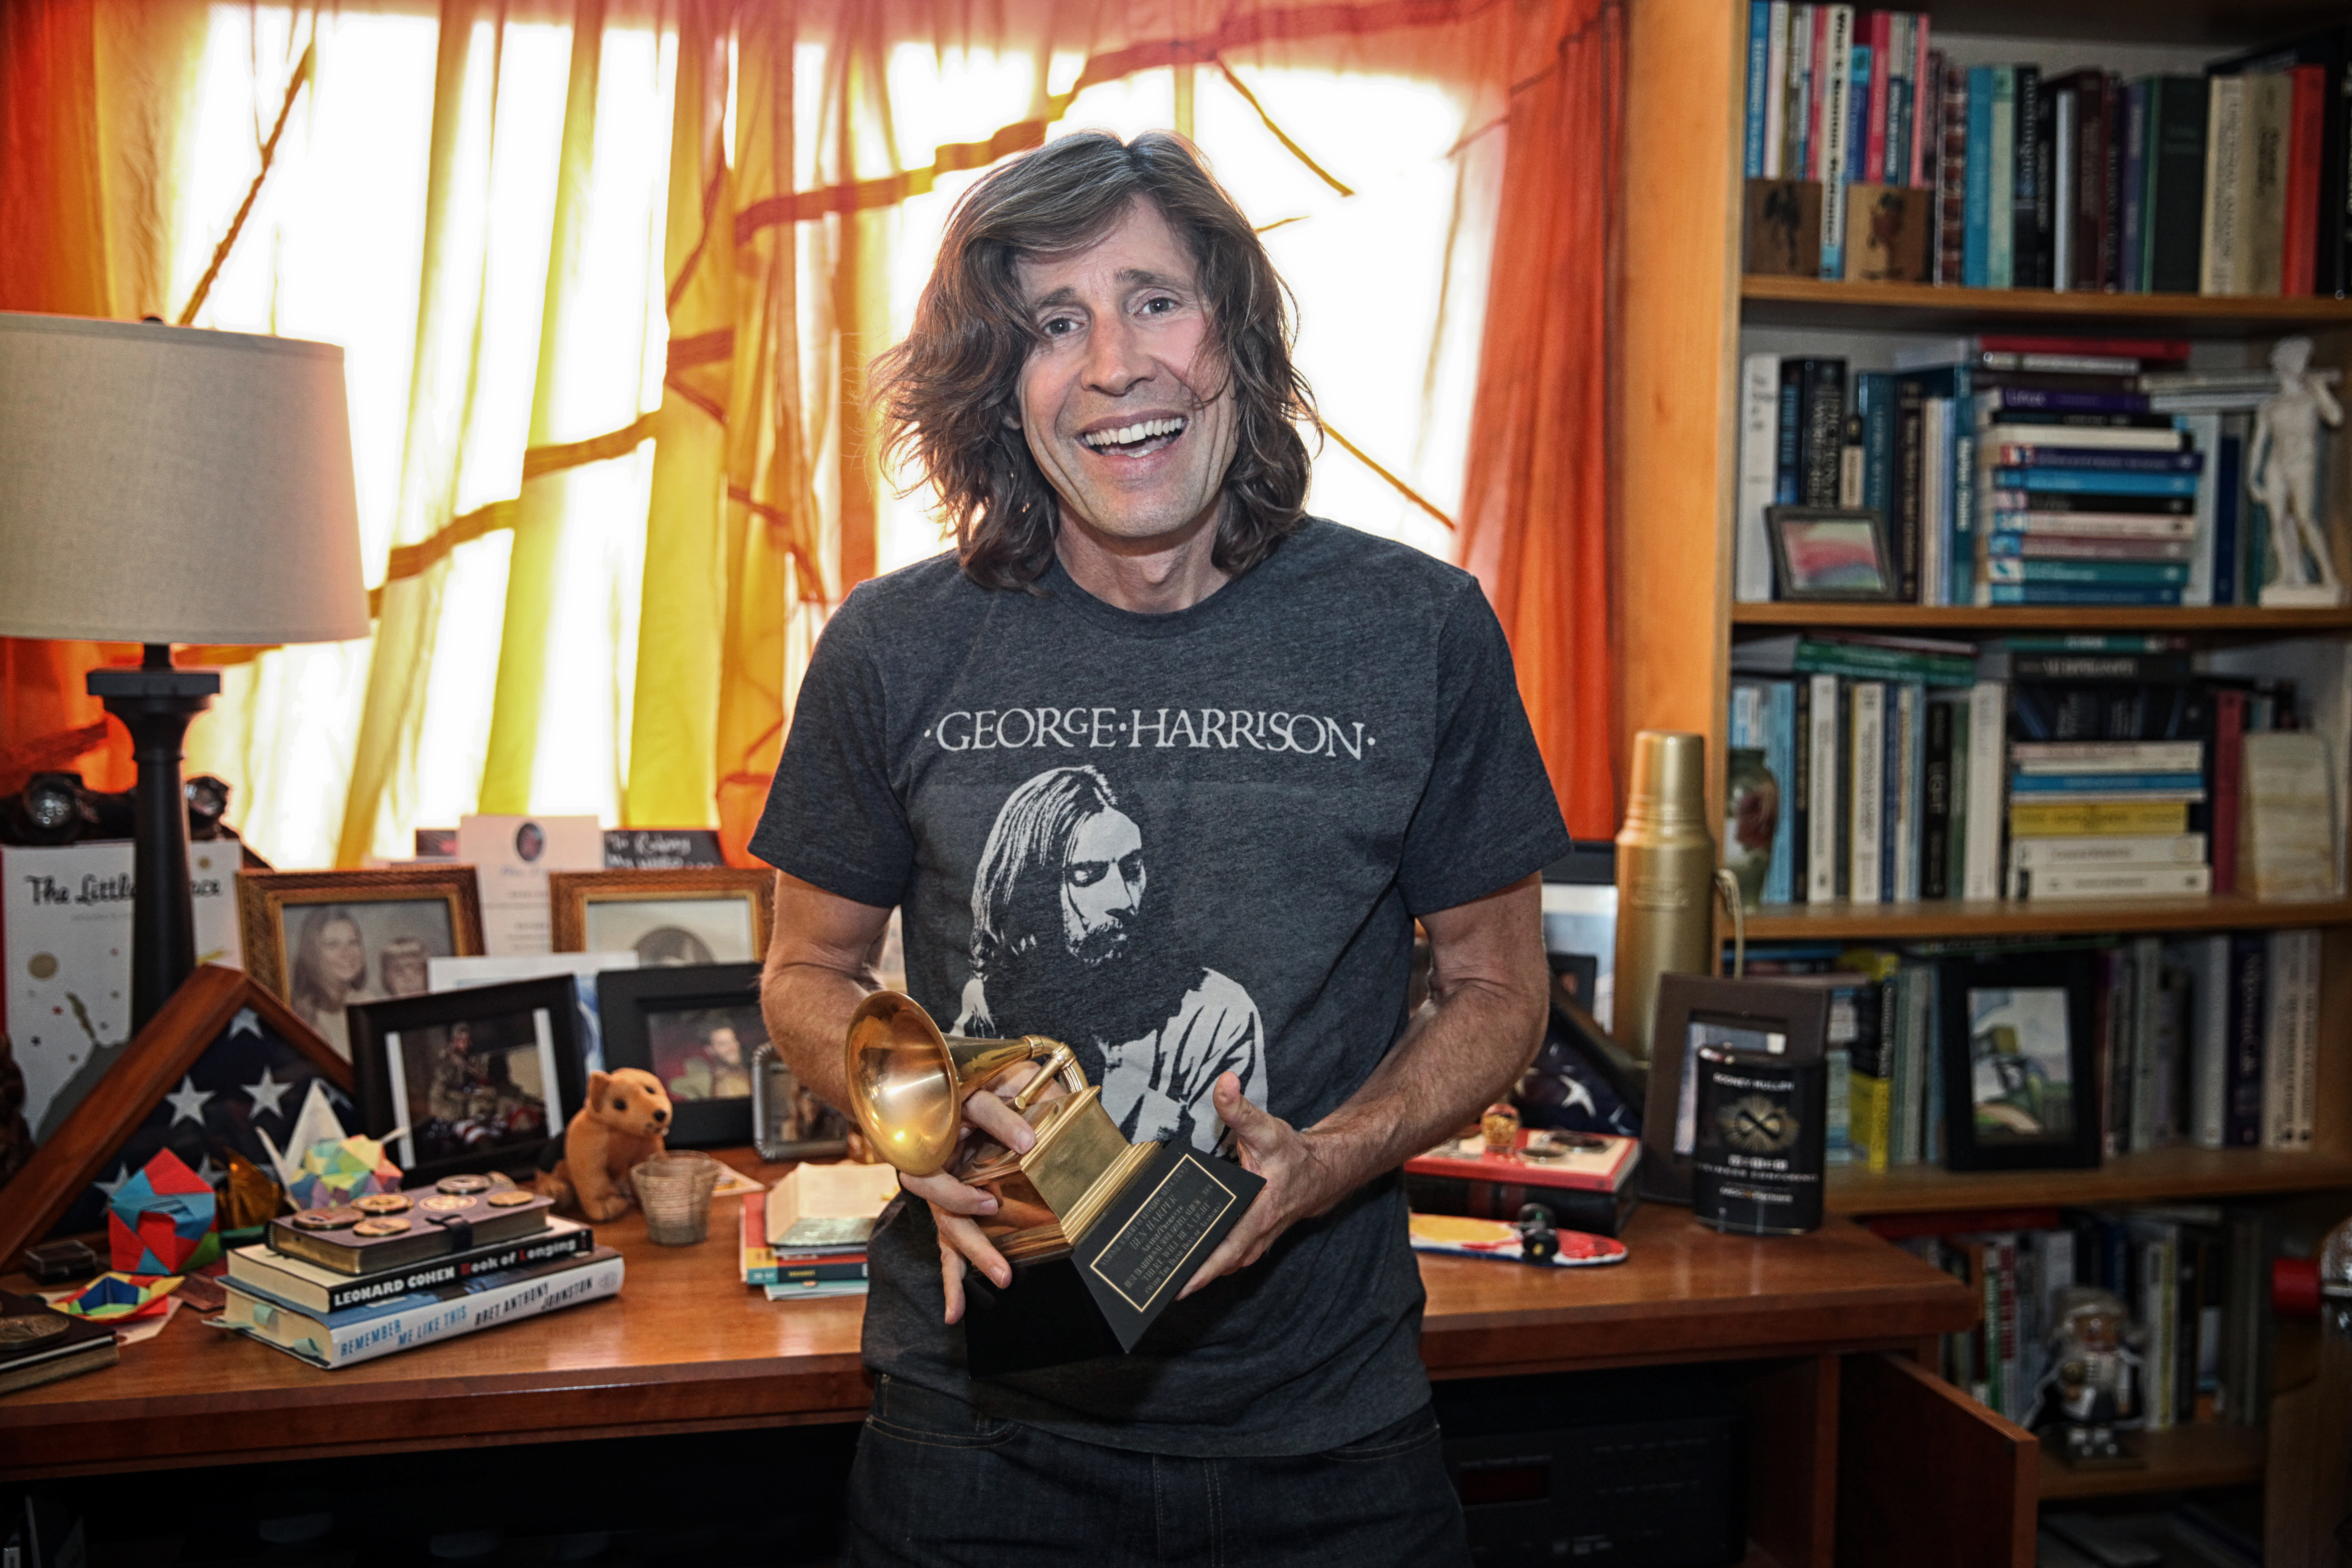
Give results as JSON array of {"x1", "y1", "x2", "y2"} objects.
[{"x1": 88, "y1": 645, "x2": 219, "y2": 1031}]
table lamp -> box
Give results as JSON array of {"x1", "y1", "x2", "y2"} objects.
[{"x1": 0, "y1": 312, "x2": 369, "y2": 1028}]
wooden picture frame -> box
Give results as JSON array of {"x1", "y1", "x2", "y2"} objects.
[
  {"x1": 1938, "y1": 949, "x2": 2102, "y2": 1172},
  {"x1": 0, "y1": 966, "x2": 352, "y2": 1268},
  {"x1": 596, "y1": 962, "x2": 827, "y2": 1150},
  {"x1": 1767, "y1": 505, "x2": 1900, "y2": 601},
  {"x1": 548, "y1": 867, "x2": 774, "y2": 965},
  {"x1": 347, "y1": 977, "x2": 586, "y2": 1184},
  {"x1": 1640, "y1": 975, "x2": 1828, "y2": 1206},
  {"x1": 236, "y1": 866, "x2": 485, "y2": 1059}
]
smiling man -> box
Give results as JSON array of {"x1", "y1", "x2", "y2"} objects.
[{"x1": 753, "y1": 131, "x2": 1568, "y2": 1566}]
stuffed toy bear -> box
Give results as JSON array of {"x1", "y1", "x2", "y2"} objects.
[{"x1": 538, "y1": 1068, "x2": 672, "y2": 1221}]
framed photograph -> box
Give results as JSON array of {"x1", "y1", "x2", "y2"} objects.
[
  {"x1": 598, "y1": 962, "x2": 846, "y2": 1151},
  {"x1": 1640, "y1": 975, "x2": 1828, "y2": 1205},
  {"x1": 1939, "y1": 950, "x2": 2101, "y2": 1172},
  {"x1": 347, "y1": 977, "x2": 585, "y2": 1184},
  {"x1": 1767, "y1": 506, "x2": 1898, "y2": 601},
  {"x1": 549, "y1": 868, "x2": 774, "y2": 966},
  {"x1": 752, "y1": 1044, "x2": 853, "y2": 1163},
  {"x1": 237, "y1": 867, "x2": 485, "y2": 1060}
]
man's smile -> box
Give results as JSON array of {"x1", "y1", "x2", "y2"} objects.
[{"x1": 1079, "y1": 414, "x2": 1189, "y2": 456}]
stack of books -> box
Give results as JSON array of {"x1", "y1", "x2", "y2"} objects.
[
  {"x1": 742, "y1": 1190, "x2": 869, "y2": 1299},
  {"x1": 1743, "y1": 8, "x2": 2351, "y2": 296},
  {"x1": 215, "y1": 1179, "x2": 621, "y2": 1369},
  {"x1": 1984, "y1": 412, "x2": 2202, "y2": 607},
  {"x1": 742, "y1": 1161, "x2": 901, "y2": 1300},
  {"x1": 2006, "y1": 740, "x2": 2211, "y2": 896}
]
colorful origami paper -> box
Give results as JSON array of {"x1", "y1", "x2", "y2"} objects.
[
  {"x1": 106, "y1": 1149, "x2": 219, "y2": 1274},
  {"x1": 53, "y1": 1271, "x2": 183, "y2": 1321},
  {"x1": 284, "y1": 1133, "x2": 401, "y2": 1212}
]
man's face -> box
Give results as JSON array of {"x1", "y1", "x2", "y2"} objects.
[
  {"x1": 1013, "y1": 199, "x2": 1240, "y2": 549},
  {"x1": 708, "y1": 1026, "x2": 742, "y2": 1065},
  {"x1": 1061, "y1": 808, "x2": 1145, "y2": 965}
]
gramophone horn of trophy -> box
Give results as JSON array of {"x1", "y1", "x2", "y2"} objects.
[{"x1": 845, "y1": 991, "x2": 1264, "y2": 1373}]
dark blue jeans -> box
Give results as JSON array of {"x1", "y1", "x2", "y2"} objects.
[{"x1": 842, "y1": 1375, "x2": 1474, "y2": 1568}]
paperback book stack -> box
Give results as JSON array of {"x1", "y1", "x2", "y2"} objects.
[
  {"x1": 743, "y1": 1189, "x2": 870, "y2": 1300},
  {"x1": 743, "y1": 1160, "x2": 902, "y2": 1300},
  {"x1": 2006, "y1": 740, "x2": 2211, "y2": 897},
  {"x1": 1742, "y1": 8, "x2": 2352, "y2": 295},
  {"x1": 1982, "y1": 402, "x2": 2202, "y2": 607},
  {"x1": 213, "y1": 1177, "x2": 621, "y2": 1369}
]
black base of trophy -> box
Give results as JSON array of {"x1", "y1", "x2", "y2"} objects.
[
  {"x1": 961, "y1": 1144, "x2": 1264, "y2": 1376},
  {"x1": 962, "y1": 1255, "x2": 1123, "y2": 1377}
]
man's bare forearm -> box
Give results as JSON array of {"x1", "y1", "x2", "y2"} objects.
[
  {"x1": 1298, "y1": 968, "x2": 1545, "y2": 1204},
  {"x1": 759, "y1": 959, "x2": 872, "y2": 1113},
  {"x1": 758, "y1": 871, "x2": 895, "y2": 1117}
]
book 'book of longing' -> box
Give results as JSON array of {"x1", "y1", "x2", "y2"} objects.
[{"x1": 214, "y1": 1248, "x2": 623, "y2": 1369}]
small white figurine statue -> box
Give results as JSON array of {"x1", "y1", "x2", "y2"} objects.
[{"x1": 2251, "y1": 335, "x2": 2345, "y2": 607}]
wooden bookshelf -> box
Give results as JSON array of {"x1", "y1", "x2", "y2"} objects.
[
  {"x1": 2038, "y1": 1421, "x2": 2266, "y2": 1501},
  {"x1": 1621, "y1": 3, "x2": 2352, "y2": 1549},
  {"x1": 1730, "y1": 603, "x2": 2352, "y2": 633},
  {"x1": 1744, "y1": 896, "x2": 2352, "y2": 942},
  {"x1": 1742, "y1": 276, "x2": 2352, "y2": 335},
  {"x1": 1826, "y1": 1146, "x2": 2352, "y2": 1217}
]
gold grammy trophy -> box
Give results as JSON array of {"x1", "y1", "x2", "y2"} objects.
[{"x1": 845, "y1": 991, "x2": 1263, "y2": 1370}]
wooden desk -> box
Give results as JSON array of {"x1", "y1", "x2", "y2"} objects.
[{"x1": 0, "y1": 1182, "x2": 1972, "y2": 1484}]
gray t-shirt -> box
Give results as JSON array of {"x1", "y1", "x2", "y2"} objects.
[{"x1": 751, "y1": 518, "x2": 1570, "y2": 1457}]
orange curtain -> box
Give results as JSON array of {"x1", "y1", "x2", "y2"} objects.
[
  {"x1": 1456, "y1": 0, "x2": 1624, "y2": 841},
  {"x1": 0, "y1": 0, "x2": 131, "y2": 798},
  {"x1": 6, "y1": 0, "x2": 1625, "y2": 856}
]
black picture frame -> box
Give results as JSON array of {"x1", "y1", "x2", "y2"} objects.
[
  {"x1": 598, "y1": 963, "x2": 821, "y2": 1150},
  {"x1": 1640, "y1": 975, "x2": 1828, "y2": 1205},
  {"x1": 348, "y1": 976, "x2": 585, "y2": 1184},
  {"x1": 1938, "y1": 949, "x2": 2102, "y2": 1172},
  {"x1": 1767, "y1": 505, "x2": 1899, "y2": 601}
]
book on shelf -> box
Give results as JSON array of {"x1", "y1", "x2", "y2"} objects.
[
  {"x1": 1730, "y1": 342, "x2": 2314, "y2": 611},
  {"x1": 1723, "y1": 644, "x2": 2334, "y2": 909},
  {"x1": 1761, "y1": 928, "x2": 2322, "y2": 1181},
  {"x1": 1741, "y1": 13, "x2": 2350, "y2": 294}
]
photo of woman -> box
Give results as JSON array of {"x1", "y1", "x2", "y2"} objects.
[{"x1": 277, "y1": 899, "x2": 460, "y2": 1057}]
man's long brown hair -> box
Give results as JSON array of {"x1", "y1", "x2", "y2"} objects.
[{"x1": 871, "y1": 131, "x2": 1316, "y2": 591}]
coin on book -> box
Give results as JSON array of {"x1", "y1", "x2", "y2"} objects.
[
  {"x1": 420, "y1": 1194, "x2": 475, "y2": 1212},
  {"x1": 293, "y1": 1207, "x2": 363, "y2": 1230},
  {"x1": 352, "y1": 1217, "x2": 411, "y2": 1237},
  {"x1": 354, "y1": 1194, "x2": 413, "y2": 1214},
  {"x1": 487, "y1": 1190, "x2": 537, "y2": 1207},
  {"x1": 436, "y1": 1175, "x2": 491, "y2": 1195},
  {"x1": 0, "y1": 1315, "x2": 67, "y2": 1345}
]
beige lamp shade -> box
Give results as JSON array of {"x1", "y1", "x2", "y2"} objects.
[{"x1": 0, "y1": 312, "x2": 369, "y2": 645}]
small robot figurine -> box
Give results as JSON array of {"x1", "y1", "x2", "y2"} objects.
[{"x1": 2029, "y1": 1287, "x2": 2146, "y2": 1470}]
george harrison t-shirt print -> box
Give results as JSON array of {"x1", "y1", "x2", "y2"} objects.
[{"x1": 750, "y1": 518, "x2": 1570, "y2": 1457}]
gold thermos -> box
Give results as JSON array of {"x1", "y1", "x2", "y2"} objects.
[{"x1": 1613, "y1": 730, "x2": 1744, "y2": 1063}]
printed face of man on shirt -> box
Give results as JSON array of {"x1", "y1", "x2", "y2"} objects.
[{"x1": 1063, "y1": 807, "x2": 1145, "y2": 966}]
